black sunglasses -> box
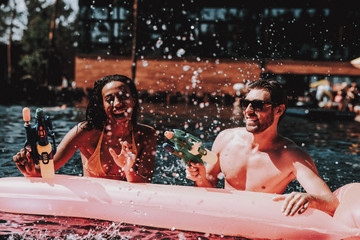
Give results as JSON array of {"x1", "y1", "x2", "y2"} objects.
[{"x1": 240, "y1": 99, "x2": 274, "y2": 111}]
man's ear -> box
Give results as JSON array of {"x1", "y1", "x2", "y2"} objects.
[{"x1": 276, "y1": 104, "x2": 286, "y2": 115}]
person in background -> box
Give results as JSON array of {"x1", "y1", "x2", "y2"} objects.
[
  {"x1": 315, "y1": 80, "x2": 333, "y2": 108},
  {"x1": 13, "y1": 74, "x2": 157, "y2": 183},
  {"x1": 186, "y1": 79, "x2": 339, "y2": 216},
  {"x1": 334, "y1": 89, "x2": 346, "y2": 111},
  {"x1": 346, "y1": 82, "x2": 359, "y2": 112}
]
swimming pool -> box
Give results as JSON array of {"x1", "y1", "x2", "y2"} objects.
[{"x1": 0, "y1": 103, "x2": 359, "y2": 239}]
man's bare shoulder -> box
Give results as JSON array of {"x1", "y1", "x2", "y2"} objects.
[
  {"x1": 212, "y1": 127, "x2": 249, "y2": 152},
  {"x1": 216, "y1": 127, "x2": 248, "y2": 139},
  {"x1": 278, "y1": 136, "x2": 317, "y2": 170}
]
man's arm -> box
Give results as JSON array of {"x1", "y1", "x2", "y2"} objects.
[
  {"x1": 273, "y1": 148, "x2": 339, "y2": 216},
  {"x1": 186, "y1": 130, "x2": 227, "y2": 187},
  {"x1": 186, "y1": 159, "x2": 220, "y2": 187}
]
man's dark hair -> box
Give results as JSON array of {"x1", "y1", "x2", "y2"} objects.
[
  {"x1": 247, "y1": 79, "x2": 288, "y2": 108},
  {"x1": 246, "y1": 79, "x2": 288, "y2": 121},
  {"x1": 84, "y1": 74, "x2": 139, "y2": 130}
]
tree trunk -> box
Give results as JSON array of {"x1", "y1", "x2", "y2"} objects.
[
  {"x1": 131, "y1": 0, "x2": 138, "y2": 82},
  {"x1": 49, "y1": 0, "x2": 58, "y2": 48},
  {"x1": 47, "y1": 0, "x2": 59, "y2": 86},
  {"x1": 7, "y1": 0, "x2": 16, "y2": 85}
]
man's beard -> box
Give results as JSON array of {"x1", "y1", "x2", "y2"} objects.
[{"x1": 245, "y1": 109, "x2": 275, "y2": 133}]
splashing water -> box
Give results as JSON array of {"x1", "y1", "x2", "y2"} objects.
[
  {"x1": 0, "y1": 104, "x2": 359, "y2": 239},
  {"x1": 176, "y1": 48, "x2": 186, "y2": 57}
]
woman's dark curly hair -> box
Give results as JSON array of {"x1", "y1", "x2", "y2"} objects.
[{"x1": 84, "y1": 75, "x2": 139, "y2": 130}]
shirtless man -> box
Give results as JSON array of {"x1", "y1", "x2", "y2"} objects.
[{"x1": 186, "y1": 79, "x2": 339, "y2": 216}]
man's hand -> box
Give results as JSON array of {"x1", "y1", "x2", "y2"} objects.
[
  {"x1": 272, "y1": 192, "x2": 312, "y2": 216},
  {"x1": 185, "y1": 162, "x2": 206, "y2": 181}
]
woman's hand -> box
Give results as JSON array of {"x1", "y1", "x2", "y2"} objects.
[
  {"x1": 13, "y1": 147, "x2": 40, "y2": 177},
  {"x1": 109, "y1": 141, "x2": 136, "y2": 173}
]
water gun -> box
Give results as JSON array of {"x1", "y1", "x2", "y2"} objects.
[
  {"x1": 163, "y1": 129, "x2": 217, "y2": 165},
  {"x1": 23, "y1": 107, "x2": 56, "y2": 178}
]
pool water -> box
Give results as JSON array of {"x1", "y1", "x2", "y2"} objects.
[{"x1": 0, "y1": 103, "x2": 359, "y2": 239}]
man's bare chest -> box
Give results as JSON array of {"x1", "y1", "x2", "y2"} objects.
[{"x1": 219, "y1": 146, "x2": 294, "y2": 192}]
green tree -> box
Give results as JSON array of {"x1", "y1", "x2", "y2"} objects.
[
  {"x1": 0, "y1": 0, "x2": 12, "y2": 42},
  {"x1": 0, "y1": 0, "x2": 24, "y2": 85},
  {"x1": 19, "y1": 0, "x2": 77, "y2": 86}
]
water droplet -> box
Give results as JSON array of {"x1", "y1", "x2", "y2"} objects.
[
  {"x1": 156, "y1": 39, "x2": 163, "y2": 48},
  {"x1": 176, "y1": 48, "x2": 185, "y2": 57},
  {"x1": 142, "y1": 60, "x2": 149, "y2": 67},
  {"x1": 183, "y1": 65, "x2": 191, "y2": 71},
  {"x1": 217, "y1": 172, "x2": 224, "y2": 179}
]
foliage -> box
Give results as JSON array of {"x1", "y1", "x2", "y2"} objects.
[
  {"x1": 0, "y1": 6, "x2": 11, "y2": 40},
  {"x1": 0, "y1": 0, "x2": 23, "y2": 44},
  {"x1": 19, "y1": 0, "x2": 77, "y2": 86}
]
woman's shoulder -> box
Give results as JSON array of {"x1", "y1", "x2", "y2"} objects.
[
  {"x1": 59, "y1": 122, "x2": 103, "y2": 149},
  {"x1": 134, "y1": 123, "x2": 157, "y2": 146},
  {"x1": 69, "y1": 122, "x2": 102, "y2": 140},
  {"x1": 136, "y1": 123, "x2": 156, "y2": 134}
]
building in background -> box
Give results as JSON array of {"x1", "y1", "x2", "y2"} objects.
[{"x1": 75, "y1": 0, "x2": 360, "y2": 102}]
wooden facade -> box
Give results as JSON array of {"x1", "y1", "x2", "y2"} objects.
[
  {"x1": 75, "y1": 57, "x2": 360, "y2": 95},
  {"x1": 75, "y1": 56, "x2": 261, "y2": 95},
  {"x1": 265, "y1": 60, "x2": 360, "y2": 76},
  {"x1": 75, "y1": 0, "x2": 360, "y2": 96}
]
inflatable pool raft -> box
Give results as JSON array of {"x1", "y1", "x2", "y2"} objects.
[{"x1": 0, "y1": 175, "x2": 359, "y2": 239}]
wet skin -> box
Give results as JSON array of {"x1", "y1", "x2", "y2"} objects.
[
  {"x1": 14, "y1": 81, "x2": 157, "y2": 183},
  {"x1": 186, "y1": 89, "x2": 339, "y2": 216}
]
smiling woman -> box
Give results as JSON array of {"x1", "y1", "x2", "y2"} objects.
[
  {"x1": 13, "y1": 74, "x2": 157, "y2": 183},
  {"x1": 103, "y1": 82, "x2": 134, "y2": 121}
]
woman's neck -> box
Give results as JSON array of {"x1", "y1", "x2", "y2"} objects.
[{"x1": 105, "y1": 120, "x2": 134, "y2": 140}]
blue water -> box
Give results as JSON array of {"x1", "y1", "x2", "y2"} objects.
[{"x1": 0, "y1": 103, "x2": 359, "y2": 239}]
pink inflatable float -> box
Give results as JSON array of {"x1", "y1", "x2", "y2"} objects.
[{"x1": 0, "y1": 175, "x2": 359, "y2": 239}]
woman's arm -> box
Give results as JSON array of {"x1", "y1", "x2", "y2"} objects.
[
  {"x1": 52, "y1": 124, "x2": 89, "y2": 171},
  {"x1": 13, "y1": 123, "x2": 90, "y2": 177}
]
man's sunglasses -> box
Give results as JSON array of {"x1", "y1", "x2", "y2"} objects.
[{"x1": 239, "y1": 99, "x2": 274, "y2": 111}]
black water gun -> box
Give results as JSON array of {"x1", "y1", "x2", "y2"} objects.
[
  {"x1": 163, "y1": 129, "x2": 217, "y2": 165},
  {"x1": 23, "y1": 107, "x2": 56, "y2": 178}
]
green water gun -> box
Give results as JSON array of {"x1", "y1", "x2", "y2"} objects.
[
  {"x1": 163, "y1": 129, "x2": 217, "y2": 165},
  {"x1": 23, "y1": 107, "x2": 56, "y2": 178}
]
